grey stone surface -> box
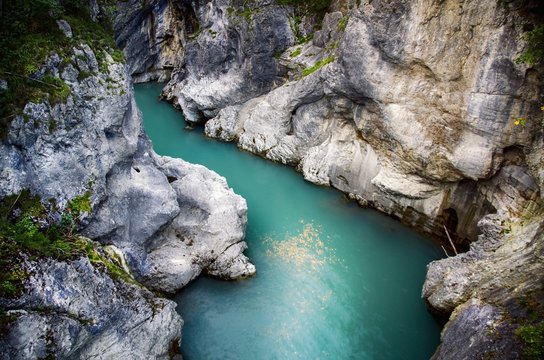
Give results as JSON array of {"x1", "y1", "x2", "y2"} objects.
[
  {"x1": 423, "y1": 212, "x2": 544, "y2": 315},
  {"x1": 114, "y1": 0, "x2": 183, "y2": 83},
  {"x1": 431, "y1": 299, "x2": 522, "y2": 360},
  {"x1": 112, "y1": 1, "x2": 544, "y2": 358},
  {"x1": 160, "y1": 0, "x2": 295, "y2": 122},
  {"x1": 0, "y1": 255, "x2": 182, "y2": 360},
  {"x1": 3, "y1": 45, "x2": 137, "y2": 205},
  {"x1": 189, "y1": 0, "x2": 543, "y2": 244},
  {"x1": 422, "y1": 212, "x2": 544, "y2": 359},
  {"x1": 56, "y1": 19, "x2": 73, "y2": 38},
  {"x1": 1, "y1": 30, "x2": 255, "y2": 356}
]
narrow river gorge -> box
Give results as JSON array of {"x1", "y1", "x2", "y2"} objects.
[{"x1": 136, "y1": 83, "x2": 444, "y2": 359}]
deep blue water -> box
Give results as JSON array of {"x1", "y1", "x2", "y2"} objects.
[{"x1": 135, "y1": 83, "x2": 443, "y2": 360}]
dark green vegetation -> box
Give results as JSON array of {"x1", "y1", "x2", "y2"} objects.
[
  {"x1": 515, "y1": 25, "x2": 544, "y2": 65},
  {"x1": 515, "y1": 293, "x2": 544, "y2": 360},
  {"x1": 0, "y1": 189, "x2": 139, "y2": 300},
  {"x1": 0, "y1": 0, "x2": 122, "y2": 138},
  {"x1": 277, "y1": 0, "x2": 332, "y2": 14},
  {"x1": 505, "y1": 0, "x2": 544, "y2": 65},
  {"x1": 302, "y1": 56, "x2": 335, "y2": 76},
  {"x1": 0, "y1": 190, "x2": 92, "y2": 298}
]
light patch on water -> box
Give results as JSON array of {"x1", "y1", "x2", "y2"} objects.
[
  {"x1": 264, "y1": 221, "x2": 342, "y2": 271},
  {"x1": 260, "y1": 221, "x2": 346, "y2": 353}
]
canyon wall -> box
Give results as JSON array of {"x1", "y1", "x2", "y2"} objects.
[
  {"x1": 115, "y1": 0, "x2": 544, "y2": 358},
  {"x1": 120, "y1": 0, "x2": 543, "y2": 245},
  {"x1": 0, "y1": 2, "x2": 254, "y2": 357}
]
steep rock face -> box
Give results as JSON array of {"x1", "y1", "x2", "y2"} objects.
[
  {"x1": 0, "y1": 44, "x2": 138, "y2": 203},
  {"x1": 0, "y1": 254, "x2": 182, "y2": 359},
  {"x1": 0, "y1": 41, "x2": 254, "y2": 294},
  {"x1": 164, "y1": 0, "x2": 295, "y2": 122},
  {"x1": 198, "y1": 0, "x2": 542, "y2": 245},
  {"x1": 84, "y1": 143, "x2": 255, "y2": 293},
  {"x1": 423, "y1": 212, "x2": 544, "y2": 315},
  {"x1": 112, "y1": 0, "x2": 544, "y2": 358},
  {"x1": 423, "y1": 212, "x2": 544, "y2": 359},
  {"x1": 114, "y1": 0, "x2": 295, "y2": 119},
  {"x1": 114, "y1": 0, "x2": 184, "y2": 83},
  {"x1": 1, "y1": 14, "x2": 254, "y2": 356}
]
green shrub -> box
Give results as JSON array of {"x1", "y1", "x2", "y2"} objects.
[
  {"x1": 0, "y1": 0, "x2": 123, "y2": 138},
  {"x1": 517, "y1": 322, "x2": 544, "y2": 360},
  {"x1": 0, "y1": 189, "x2": 98, "y2": 298},
  {"x1": 337, "y1": 15, "x2": 349, "y2": 32},
  {"x1": 67, "y1": 191, "x2": 92, "y2": 217},
  {"x1": 0, "y1": 190, "x2": 91, "y2": 257},
  {"x1": 515, "y1": 25, "x2": 544, "y2": 65},
  {"x1": 290, "y1": 48, "x2": 302, "y2": 57},
  {"x1": 301, "y1": 56, "x2": 335, "y2": 76}
]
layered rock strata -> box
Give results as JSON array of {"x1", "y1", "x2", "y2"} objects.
[{"x1": 424, "y1": 212, "x2": 544, "y2": 359}]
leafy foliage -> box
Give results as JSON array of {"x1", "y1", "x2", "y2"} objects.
[
  {"x1": 517, "y1": 323, "x2": 544, "y2": 359},
  {"x1": 0, "y1": 190, "x2": 93, "y2": 298},
  {"x1": 290, "y1": 48, "x2": 302, "y2": 58},
  {"x1": 513, "y1": 293, "x2": 544, "y2": 360},
  {"x1": 302, "y1": 56, "x2": 335, "y2": 76},
  {"x1": 0, "y1": 0, "x2": 122, "y2": 138},
  {"x1": 515, "y1": 25, "x2": 544, "y2": 65}
]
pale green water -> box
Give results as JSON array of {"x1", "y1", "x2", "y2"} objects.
[{"x1": 135, "y1": 83, "x2": 443, "y2": 360}]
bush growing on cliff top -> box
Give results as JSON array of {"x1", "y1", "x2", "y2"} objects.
[
  {"x1": 515, "y1": 25, "x2": 544, "y2": 65},
  {"x1": 0, "y1": 0, "x2": 121, "y2": 138}
]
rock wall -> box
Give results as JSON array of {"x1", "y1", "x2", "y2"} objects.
[
  {"x1": 113, "y1": 0, "x2": 544, "y2": 358},
  {"x1": 1, "y1": 9, "x2": 254, "y2": 357},
  {"x1": 423, "y1": 212, "x2": 544, "y2": 359},
  {"x1": 125, "y1": 0, "x2": 543, "y2": 246},
  {"x1": 207, "y1": 0, "x2": 543, "y2": 244},
  {"x1": 114, "y1": 0, "x2": 185, "y2": 83},
  {"x1": 0, "y1": 254, "x2": 182, "y2": 359}
]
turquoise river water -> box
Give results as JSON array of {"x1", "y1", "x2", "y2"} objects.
[{"x1": 135, "y1": 83, "x2": 443, "y2": 360}]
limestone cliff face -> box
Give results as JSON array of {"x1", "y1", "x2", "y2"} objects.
[
  {"x1": 114, "y1": 0, "x2": 185, "y2": 83},
  {"x1": 0, "y1": 8, "x2": 254, "y2": 357},
  {"x1": 114, "y1": 0, "x2": 543, "y2": 358},
  {"x1": 0, "y1": 254, "x2": 183, "y2": 359},
  {"x1": 125, "y1": 0, "x2": 543, "y2": 244},
  {"x1": 116, "y1": 0, "x2": 295, "y2": 121}
]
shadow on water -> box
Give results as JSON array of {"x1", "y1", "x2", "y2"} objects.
[{"x1": 134, "y1": 83, "x2": 444, "y2": 360}]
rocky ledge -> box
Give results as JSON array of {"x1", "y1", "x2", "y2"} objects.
[{"x1": 423, "y1": 212, "x2": 544, "y2": 359}]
